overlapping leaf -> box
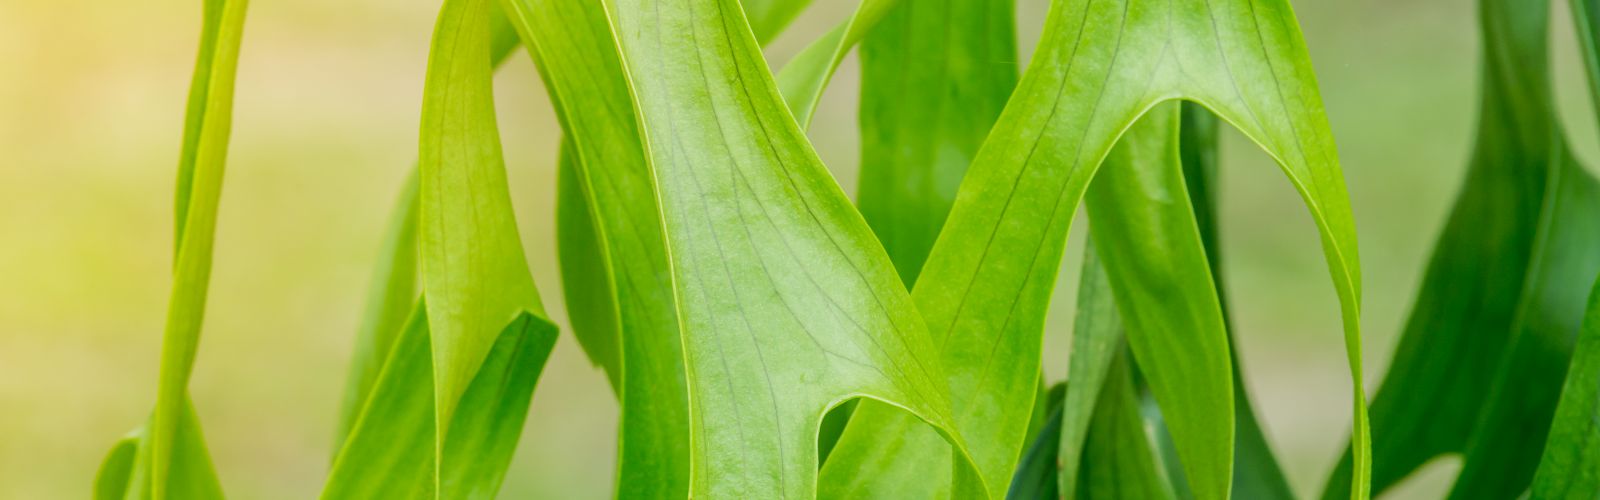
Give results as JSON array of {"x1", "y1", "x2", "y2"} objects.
[
  {"x1": 95, "y1": 1, "x2": 248, "y2": 497},
  {"x1": 333, "y1": 18, "x2": 525, "y2": 444},
  {"x1": 321, "y1": 0, "x2": 558, "y2": 496},
  {"x1": 811, "y1": 0, "x2": 1019, "y2": 470},
  {"x1": 823, "y1": 0, "x2": 1369, "y2": 497},
  {"x1": 1320, "y1": 1, "x2": 1600, "y2": 497},
  {"x1": 603, "y1": 0, "x2": 987, "y2": 496},
  {"x1": 498, "y1": 0, "x2": 696, "y2": 494}
]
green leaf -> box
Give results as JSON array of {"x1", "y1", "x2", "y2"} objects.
[
  {"x1": 497, "y1": 0, "x2": 697, "y2": 494},
  {"x1": 95, "y1": 435, "x2": 140, "y2": 500},
  {"x1": 322, "y1": 302, "x2": 556, "y2": 498},
  {"x1": 772, "y1": 0, "x2": 897, "y2": 128},
  {"x1": 334, "y1": 171, "x2": 421, "y2": 449},
  {"x1": 98, "y1": 0, "x2": 247, "y2": 497},
  {"x1": 1530, "y1": 275, "x2": 1600, "y2": 498},
  {"x1": 1056, "y1": 246, "x2": 1130, "y2": 498},
  {"x1": 811, "y1": 0, "x2": 1019, "y2": 467},
  {"x1": 322, "y1": 0, "x2": 563, "y2": 495},
  {"x1": 551, "y1": 140, "x2": 624, "y2": 391},
  {"x1": 825, "y1": 0, "x2": 1369, "y2": 497},
  {"x1": 1008, "y1": 383, "x2": 1065, "y2": 500},
  {"x1": 1022, "y1": 244, "x2": 1181, "y2": 500},
  {"x1": 604, "y1": 0, "x2": 987, "y2": 496},
  {"x1": 415, "y1": 0, "x2": 548, "y2": 437},
  {"x1": 1083, "y1": 100, "x2": 1233, "y2": 499},
  {"x1": 1321, "y1": 1, "x2": 1600, "y2": 497},
  {"x1": 1078, "y1": 348, "x2": 1181, "y2": 500},
  {"x1": 1177, "y1": 102, "x2": 1295, "y2": 500},
  {"x1": 333, "y1": 10, "x2": 524, "y2": 449},
  {"x1": 854, "y1": 0, "x2": 1017, "y2": 285},
  {"x1": 743, "y1": 0, "x2": 817, "y2": 45}
]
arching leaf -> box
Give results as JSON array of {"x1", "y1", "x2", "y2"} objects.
[
  {"x1": 604, "y1": 0, "x2": 988, "y2": 496},
  {"x1": 332, "y1": 16, "x2": 524, "y2": 447},
  {"x1": 320, "y1": 0, "x2": 560, "y2": 497},
  {"x1": 824, "y1": 0, "x2": 1369, "y2": 497}
]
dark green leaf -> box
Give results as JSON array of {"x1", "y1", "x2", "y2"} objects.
[
  {"x1": 1530, "y1": 276, "x2": 1600, "y2": 498},
  {"x1": 1321, "y1": 1, "x2": 1600, "y2": 496}
]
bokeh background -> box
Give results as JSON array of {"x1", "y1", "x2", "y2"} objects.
[{"x1": 4, "y1": 0, "x2": 1599, "y2": 497}]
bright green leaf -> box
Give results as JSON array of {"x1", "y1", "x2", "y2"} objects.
[
  {"x1": 604, "y1": 0, "x2": 987, "y2": 496},
  {"x1": 1084, "y1": 100, "x2": 1233, "y2": 499},
  {"x1": 333, "y1": 12, "x2": 524, "y2": 448},
  {"x1": 1054, "y1": 246, "x2": 1127, "y2": 497},
  {"x1": 322, "y1": 302, "x2": 555, "y2": 499},
  {"x1": 826, "y1": 0, "x2": 1369, "y2": 497},
  {"x1": 323, "y1": 0, "x2": 563, "y2": 496},
  {"x1": 98, "y1": 0, "x2": 247, "y2": 497}
]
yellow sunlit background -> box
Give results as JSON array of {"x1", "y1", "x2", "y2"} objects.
[{"x1": 3, "y1": 0, "x2": 1598, "y2": 497}]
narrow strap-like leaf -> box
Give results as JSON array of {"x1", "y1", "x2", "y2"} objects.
[
  {"x1": 773, "y1": 0, "x2": 897, "y2": 128},
  {"x1": 1078, "y1": 348, "x2": 1181, "y2": 499},
  {"x1": 1082, "y1": 100, "x2": 1233, "y2": 498},
  {"x1": 1530, "y1": 275, "x2": 1600, "y2": 498},
  {"x1": 498, "y1": 0, "x2": 694, "y2": 494},
  {"x1": 334, "y1": 170, "x2": 420, "y2": 449},
  {"x1": 1178, "y1": 102, "x2": 1296, "y2": 500},
  {"x1": 606, "y1": 0, "x2": 987, "y2": 496},
  {"x1": 1056, "y1": 246, "x2": 1133, "y2": 497},
  {"x1": 743, "y1": 0, "x2": 817, "y2": 45},
  {"x1": 99, "y1": 0, "x2": 247, "y2": 497},
  {"x1": 1007, "y1": 384, "x2": 1065, "y2": 500}
]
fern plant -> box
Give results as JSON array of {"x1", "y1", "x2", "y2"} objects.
[{"x1": 95, "y1": 0, "x2": 1600, "y2": 498}]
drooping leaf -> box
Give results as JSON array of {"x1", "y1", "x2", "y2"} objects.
[
  {"x1": 1177, "y1": 102, "x2": 1296, "y2": 500},
  {"x1": 315, "y1": 0, "x2": 561, "y2": 496},
  {"x1": 824, "y1": 0, "x2": 1369, "y2": 497},
  {"x1": 1530, "y1": 275, "x2": 1600, "y2": 498},
  {"x1": 332, "y1": 12, "x2": 524, "y2": 447},
  {"x1": 97, "y1": 0, "x2": 248, "y2": 498},
  {"x1": 415, "y1": 0, "x2": 550, "y2": 431},
  {"x1": 1320, "y1": 1, "x2": 1600, "y2": 497},
  {"x1": 604, "y1": 0, "x2": 987, "y2": 496},
  {"x1": 1082, "y1": 100, "x2": 1233, "y2": 499}
]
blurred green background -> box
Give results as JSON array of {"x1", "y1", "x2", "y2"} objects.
[{"x1": 4, "y1": 0, "x2": 1599, "y2": 497}]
